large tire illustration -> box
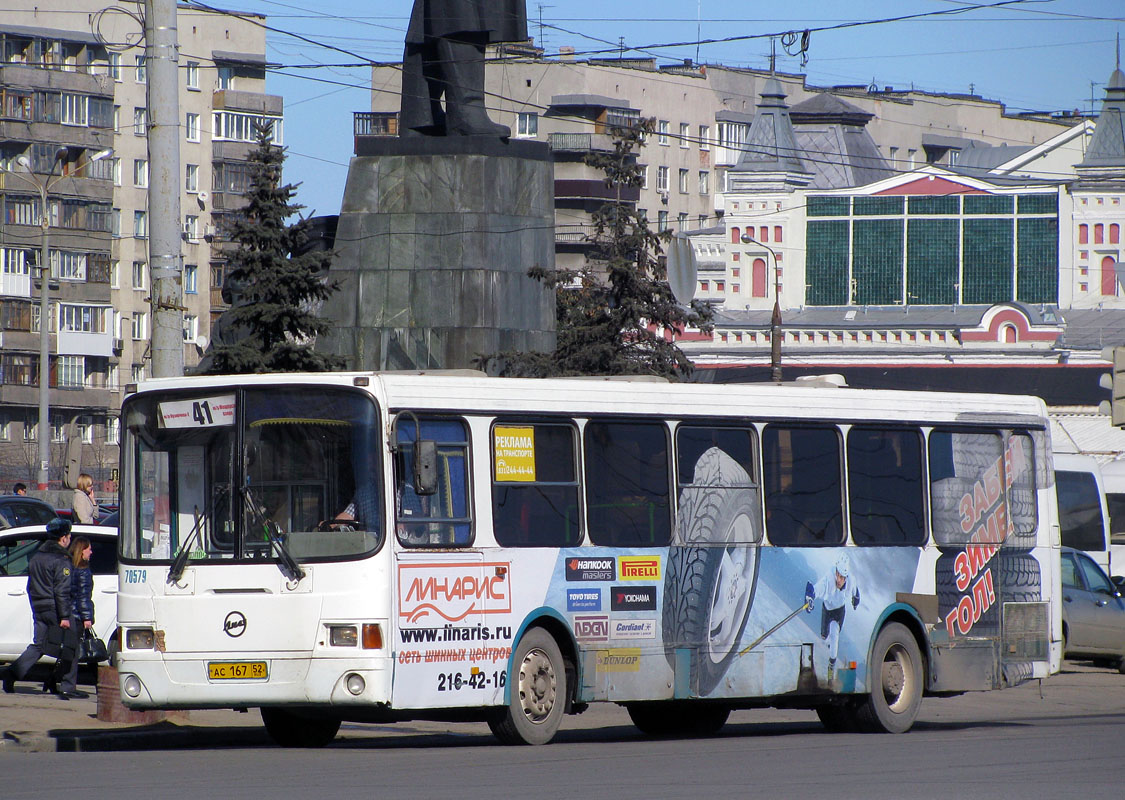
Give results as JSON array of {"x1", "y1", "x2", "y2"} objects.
[
  {"x1": 625, "y1": 701, "x2": 730, "y2": 737},
  {"x1": 261, "y1": 707, "x2": 341, "y2": 748},
  {"x1": 854, "y1": 622, "x2": 924, "y2": 734},
  {"x1": 488, "y1": 627, "x2": 566, "y2": 746},
  {"x1": 663, "y1": 448, "x2": 761, "y2": 696},
  {"x1": 936, "y1": 550, "x2": 1042, "y2": 637}
]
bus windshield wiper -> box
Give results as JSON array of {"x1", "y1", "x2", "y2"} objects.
[
  {"x1": 242, "y1": 486, "x2": 306, "y2": 583},
  {"x1": 167, "y1": 507, "x2": 204, "y2": 584}
]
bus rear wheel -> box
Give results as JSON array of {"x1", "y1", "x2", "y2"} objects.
[
  {"x1": 261, "y1": 707, "x2": 341, "y2": 747},
  {"x1": 488, "y1": 628, "x2": 566, "y2": 745},
  {"x1": 854, "y1": 622, "x2": 923, "y2": 734},
  {"x1": 626, "y1": 701, "x2": 730, "y2": 737}
]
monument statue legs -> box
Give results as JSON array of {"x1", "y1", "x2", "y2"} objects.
[{"x1": 400, "y1": 0, "x2": 528, "y2": 138}]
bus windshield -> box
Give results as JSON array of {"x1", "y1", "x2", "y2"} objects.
[{"x1": 120, "y1": 386, "x2": 383, "y2": 566}]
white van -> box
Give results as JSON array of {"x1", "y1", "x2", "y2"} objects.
[
  {"x1": 1100, "y1": 459, "x2": 1125, "y2": 578},
  {"x1": 1053, "y1": 454, "x2": 1112, "y2": 576}
]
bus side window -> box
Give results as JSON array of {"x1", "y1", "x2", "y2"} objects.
[
  {"x1": 584, "y1": 420, "x2": 672, "y2": 547},
  {"x1": 395, "y1": 418, "x2": 472, "y2": 548},
  {"x1": 674, "y1": 425, "x2": 761, "y2": 544},
  {"x1": 491, "y1": 421, "x2": 581, "y2": 548},
  {"x1": 762, "y1": 425, "x2": 844, "y2": 546},
  {"x1": 847, "y1": 427, "x2": 925, "y2": 546}
]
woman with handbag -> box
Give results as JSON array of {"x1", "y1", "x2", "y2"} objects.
[{"x1": 50, "y1": 535, "x2": 95, "y2": 698}]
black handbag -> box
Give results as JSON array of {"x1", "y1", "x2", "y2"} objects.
[
  {"x1": 42, "y1": 624, "x2": 65, "y2": 659},
  {"x1": 80, "y1": 630, "x2": 109, "y2": 664}
]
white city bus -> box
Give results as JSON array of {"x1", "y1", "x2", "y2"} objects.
[{"x1": 114, "y1": 372, "x2": 1062, "y2": 746}]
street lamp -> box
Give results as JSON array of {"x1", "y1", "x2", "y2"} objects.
[
  {"x1": 4, "y1": 146, "x2": 112, "y2": 489},
  {"x1": 742, "y1": 234, "x2": 783, "y2": 383}
]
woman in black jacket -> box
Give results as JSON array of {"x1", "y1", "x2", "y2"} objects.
[{"x1": 51, "y1": 536, "x2": 94, "y2": 698}]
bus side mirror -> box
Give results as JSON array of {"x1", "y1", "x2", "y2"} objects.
[{"x1": 413, "y1": 440, "x2": 438, "y2": 496}]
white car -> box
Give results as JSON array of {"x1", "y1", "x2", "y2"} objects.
[{"x1": 0, "y1": 524, "x2": 118, "y2": 664}]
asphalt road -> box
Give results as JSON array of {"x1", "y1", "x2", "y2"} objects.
[{"x1": 1, "y1": 661, "x2": 1121, "y2": 800}]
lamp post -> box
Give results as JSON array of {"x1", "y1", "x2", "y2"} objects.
[
  {"x1": 742, "y1": 234, "x2": 783, "y2": 383},
  {"x1": 5, "y1": 147, "x2": 112, "y2": 489}
]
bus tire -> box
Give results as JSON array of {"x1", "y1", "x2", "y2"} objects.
[
  {"x1": 854, "y1": 622, "x2": 923, "y2": 734},
  {"x1": 261, "y1": 707, "x2": 340, "y2": 747},
  {"x1": 625, "y1": 701, "x2": 729, "y2": 737},
  {"x1": 488, "y1": 627, "x2": 565, "y2": 746}
]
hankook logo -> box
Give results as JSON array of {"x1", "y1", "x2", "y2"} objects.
[{"x1": 223, "y1": 611, "x2": 247, "y2": 638}]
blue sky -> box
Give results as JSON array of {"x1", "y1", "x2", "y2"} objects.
[{"x1": 214, "y1": 0, "x2": 1124, "y2": 218}]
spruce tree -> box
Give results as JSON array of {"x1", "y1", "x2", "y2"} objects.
[
  {"x1": 200, "y1": 122, "x2": 343, "y2": 374},
  {"x1": 486, "y1": 118, "x2": 712, "y2": 378}
]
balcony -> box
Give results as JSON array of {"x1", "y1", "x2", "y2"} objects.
[
  {"x1": 548, "y1": 132, "x2": 616, "y2": 154},
  {"x1": 353, "y1": 112, "x2": 398, "y2": 152},
  {"x1": 555, "y1": 223, "x2": 597, "y2": 244}
]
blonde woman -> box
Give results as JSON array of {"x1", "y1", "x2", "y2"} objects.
[{"x1": 72, "y1": 473, "x2": 99, "y2": 524}]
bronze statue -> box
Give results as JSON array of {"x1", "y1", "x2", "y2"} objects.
[{"x1": 400, "y1": 0, "x2": 528, "y2": 138}]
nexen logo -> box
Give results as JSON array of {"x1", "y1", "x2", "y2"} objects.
[{"x1": 574, "y1": 615, "x2": 609, "y2": 641}]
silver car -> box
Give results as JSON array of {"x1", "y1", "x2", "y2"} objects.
[{"x1": 1061, "y1": 546, "x2": 1125, "y2": 672}]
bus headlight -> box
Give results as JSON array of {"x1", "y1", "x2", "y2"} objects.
[
  {"x1": 329, "y1": 626, "x2": 358, "y2": 647},
  {"x1": 122, "y1": 674, "x2": 143, "y2": 698},
  {"x1": 126, "y1": 628, "x2": 155, "y2": 649},
  {"x1": 345, "y1": 673, "x2": 366, "y2": 695}
]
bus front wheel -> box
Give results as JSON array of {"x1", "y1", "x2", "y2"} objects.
[
  {"x1": 261, "y1": 707, "x2": 341, "y2": 747},
  {"x1": 488, "y1": 627, "x2": 566, "y2": 745},
  {"x1": 854, "y1": 622, "x2": 923, "y2": 734}
]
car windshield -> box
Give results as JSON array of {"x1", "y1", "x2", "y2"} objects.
[{"x1": 120, "y1": 386, "x2": 384, "y2": 566}]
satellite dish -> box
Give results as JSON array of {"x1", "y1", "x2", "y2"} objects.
[
  {"x1": 665, "y1": 233, "x2": 697, "y2": 305},
  {"x1": 195, "y1": 334, "x2": 209, "y2": 350}
]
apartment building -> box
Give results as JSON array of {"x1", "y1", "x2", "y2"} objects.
[{"x1": 0, "y1": 3, "x2": 280, "y2": 488}]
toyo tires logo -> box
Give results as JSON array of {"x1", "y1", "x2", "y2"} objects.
[{"x1": 398, "y1": 562, "x2": 512, "y2": 623}]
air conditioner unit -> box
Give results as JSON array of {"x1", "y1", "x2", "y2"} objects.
[
  {"x1": 112, "y1": 337, "x2": 123, "y2": 354},
  {"x1": 182, "y1": 222, "x2": 198, "y2": 242}
]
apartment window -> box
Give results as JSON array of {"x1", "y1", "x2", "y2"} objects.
[
  {"x1": 183, "y1": 314, "x2": 199, "y2": 342},
  {"x1": 108, "y1": 52, "x2": 121, "y2": 81},
  {"x1": 184, "y1": 215, "x2": 200, "y2": 241},
  {"x1": 699, "y1": 125, "x2": 710, "y2": 151},
  {"x1": 110, "y1": 260, "x2": 119, "y2": 288},
  {"x1": 184, "y1": 264, "x2": 198, "y2": 294},
  {"x1": 51, "y1": 250, "x2": 87, "y2": 281},
  {"x1": 516, "y1": 112, "x2": 538, "y2": 138},
  {"x1": 185, "y1": 112, "x2": 200, "y2": 142},
  {"x1": 217, "y1": 66, "x2": 233, "y2": 90},
  {"x1": 678, "y1": 212, "x2": 689, "y2": 230},
  {"x1": 640, "y1": 165, "x2": 649, "y2": 189},
  {"x1": 698, "y1": 170, "x2": 709, "y2": 194},
  {"x1": 113, "y1": 105, "x2": 120, "y2": 133},
  {"x1": 58, "y1": 355, "x2": 86, "y2": 389},
  {"x1": 658, "y1": 210, "x2": 669, "y2": 232},
  {"x1": 132, "y1": 260, "x2": 147, "y2": 289},
  {"x1": 133, "y1": 211, "x2": 147, "y2": 239},
  {"x1": 109, "y1": 208, "x2": 120, "y2": 238},
  {"x1": 679, "y1": 122, "x2": 689, "y2": 148},
  {"x1": 133, "y1": 107, "x2": 147, "y2": 136},
  {"x1": 109, "y1": 157, "x2": 121, "y2": 186},
  {"x1": 60, "y1": 304, "x2": 107, "y2": 333},
  {"x1": 107, "y1": 416, "x2": 120, "y2": 445},
  {"x1": 658, "y1": 120, "x2": 669, "y2": 145},
  {"x1": 61, "y1": 93, "x2": 88, "y2": 126},
  {"x1": 185, "y1": 163, "x2": 199, "y2": 192},
  {"x1": 889, "y1": 146, "x2": 898, "y2": 166},
  {"x1": 212, "y1": 111, "x2": 283, "y2": 144},
  {"x1": 185, "y1": 61, "x2": 200, "y2": 90},
  {"x1": 135, "y1": 55, "x2": 147, "y2": 83},
  {"x1": 131, "y1": 312, "x2": 147, "y2": 340},
  {"x1": 908, "y1": 149, "x2": 917, "y2": 168},
  {"x1": 133, "y1": 159, "x2": 148, "y2": 187},
  {"x1": 657, "y1": 166, "x2": 669, "y2": 192},
  {"x1": 131, "y1": 364, "x2": 145, "y2": 383},
  {"x1": 679, "y1": 168, "x2": 689, "y2": 194}
]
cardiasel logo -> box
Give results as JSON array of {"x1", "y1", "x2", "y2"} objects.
[
  {"x1": 223, "y1": 611, "x2": 247, "y2": 638},
  {"x1": 610, "y1": 586, "x2": 656, "y2": 611},
  {"x1": 398, "y1": 562, "x2": 512, "y2": 623}
]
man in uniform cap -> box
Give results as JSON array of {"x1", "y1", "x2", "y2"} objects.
[{"x1": 2, "y1": 518, "x2": 87, "y2": 699}]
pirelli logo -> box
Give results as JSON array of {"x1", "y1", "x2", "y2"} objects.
[{"x1": 618, "y1": 556, "x2": 661, "y2": 581}]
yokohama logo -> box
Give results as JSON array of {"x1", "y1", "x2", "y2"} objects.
[{"x1": 398, "y1": 562, "x2": 512, "y2": 623}]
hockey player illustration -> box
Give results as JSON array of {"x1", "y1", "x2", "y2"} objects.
[{"x1": 804, "y1": 553, "x2": 861, "y2": 687}]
